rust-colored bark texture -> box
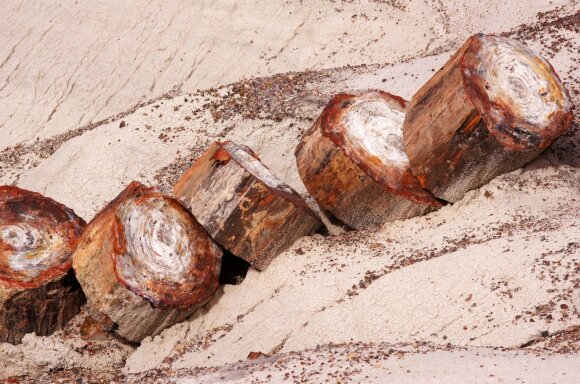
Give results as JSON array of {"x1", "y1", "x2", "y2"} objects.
[
  {"x1": 174, "y1": 141, "x2": 322, "y2": 270},
  {"x1": 72, "y1": 181, "x2": 221, "y2": 343},
  {"x1": 0, "y1": 186, "x2": 86, "y2": 344},
  {"x1": 403, "y1": 34, "x2": 574, "y2": 203},
  {"x1": 295, "y1": 91, "x2": 441, "y2": 230}
]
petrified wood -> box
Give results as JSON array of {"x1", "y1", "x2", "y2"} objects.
[
  {"x1": 0, "y1": 186, "x2": 86, "y2": 344},
  {"x1": 294, "y1": 91, "x2": 441, "y2": 230},
  {"x1": 72, "y1": 182, "x2": 221, "y2": 343},
  {"x1": 174, "y1": 141, "x2": 322, "y2": 270},
  {"x1": 403, "y1": 34, "x2": 574, "y2": 202}
]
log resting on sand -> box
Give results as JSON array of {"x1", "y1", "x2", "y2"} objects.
[
  {"x1": 295, "y1": 91, "x2": 442, "y2": 230},
  {"x1": 73, "y1": 182, "x2": 221, "y2": 343},
  {"x1": 174, "y1": 141, "x2": 322, "y2": 270},
  {"x1": 0, "y1": 186, "x2": 86, "y2": 344},
  {"x1": 403, "y1": 34, "x2": 574, "y2": 202}
]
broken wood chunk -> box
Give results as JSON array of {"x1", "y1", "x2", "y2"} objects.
[
  {"x1": 72, "y1": 182, "x2": 221, "y2": 343},
  {"x1": 294, "y1": 91, "x2": 441, "y2": 230},
  {"x1": 174, "y1": 141, "x2": 322, "y2": 270},
  {"x1": 403, "y1": 34, "x2": 574, "y2": 202},
  {"x1": 0, "y1": 186, "x2": 86, "y2": 344}
]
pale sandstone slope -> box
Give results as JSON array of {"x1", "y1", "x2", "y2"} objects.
[
  {"x1": 18, "y1": 341, "x2": 580, "y2": 383},
  {"x1": 0, "y1": 0, "x2": 575, "y2": 149}
]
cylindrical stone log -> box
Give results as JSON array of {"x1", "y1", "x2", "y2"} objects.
[
  {"x1": 294, "y1": 91, "x2": 442, "y2": 230},
  {"x1": 173, "y1": 141, "x2": 322, "y2": 270},
  {"x1": 403, "y1": 34, "x2": 574, "y2": 202},
  {"x1": 72, "y1": 181, "x2": 221, "y2": 343},
  {"x1": 0, "y1": 186, "x2": 86, "y2": 344}
]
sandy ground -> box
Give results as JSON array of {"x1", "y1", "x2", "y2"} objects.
[
  {"x1": 0, "y1": 0, "x2": 579, "y2": 382},
  {"x1": 14, "y1": 336, "x2": 580, "y2": 383}
]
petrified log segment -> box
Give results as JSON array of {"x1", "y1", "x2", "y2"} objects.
[
  {"x1": 0, "y1": 186, "x2": 86, "y2": 344},
  {"x1": 403, "y1": 34, "x2": 574, "y2": 202},
  {"x1": 174, "y1": 141, "x2": 322, "y2": 270},
  {"x1": 72, "y1": 182, "x2": 221, "y2": 343},
  {"x1": 294, "y1": 91, "x2": 441, "y2": 230}
]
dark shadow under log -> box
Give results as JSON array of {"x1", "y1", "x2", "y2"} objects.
[
  {"x1": 0, "y1": 186, "x2": 86, "y2": 344},
  {"x1": 218, "y1": 251, "x2": 250, "y2": 286}
]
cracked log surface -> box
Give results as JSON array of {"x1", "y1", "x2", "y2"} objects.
[
  {"x1": 403, "y1": 34, "x2": 574, "y2": 203},
  {"x1": 174, "y1": 141, "x2": 322, "y2": 270},
  {"x1": 295, "y1": 91, "x2": 441, "y2": 230},
  {"x1": 72, "y1": 181, "x2": 221, "y2": 343},
  {"x1": 0, "y1": 186, "x2": 86, "y2": 344}
]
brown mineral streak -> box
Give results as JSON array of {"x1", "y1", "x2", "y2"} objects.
[
  {"x1": 296, "y1": 119, "x2": 360, "y2": 209},
  {"x1": 403, "y1": 41, "x2": 473, "y2": 180},
  {"x1": 213, "y1": 174, "x2": 305, "y2": 268},
  {"x1": 319, "y1": 92, "x2": 440, "y2": 207},
  {"x1": 0, "y1": 186, "x2": 86, "y2": 289}
]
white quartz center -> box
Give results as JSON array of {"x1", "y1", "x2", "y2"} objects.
[
  {"x1": 475, "y1": 37, "x2": 563, "y2": 127},
  {"x1": 117, "y1": 197, "x2": 193, "y2": 285},
  {"x1": 341, "y1": 98, "x2": 408, "y2": 167},
  {"x1": 0, "y1": 222, "x2": 65, "y2": 279}
]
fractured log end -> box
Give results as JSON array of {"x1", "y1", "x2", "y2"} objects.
[
  {"x1": 462, "y1": 34, "x2": 574, "y2": 150},
  {"x1": 295, "y1": 91, "x2": 441, "y2": 230},
  {"x1": 0, "y1": 186, "x2": 86, "y2": 344},
  {"x1": 73, "y1": 182, "x2": 222, "y2": 342},
  {"x1": 174, "y1": 141, "x2": 322, "y2": 270}
]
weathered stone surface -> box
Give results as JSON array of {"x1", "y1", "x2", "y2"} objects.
[
  {"x1": 174, "y1": 141, "x2": 322, "y2": 270},
  {"x1": 403, "y1": 34, "x2": 574, "y2": 202},
  {"x1": 295, "y1": 91, "x2": 441, "y2": 230}
]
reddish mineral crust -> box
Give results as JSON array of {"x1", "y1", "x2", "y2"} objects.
[
  {"x1": 0, "y1": 186, "x2": 85, "y2": 288},
  {"x1": 320, "y1": 91, "x2": 441, "y2": 205},
  {"x1": 462, "y1": 35, "x2": 573, "y2": 150},
  {"x1": 112, "y1": 187, "x2": 222, "y2": 310},
  {"x1": 73, "y1": 182, "x2": 222, "y2": 342}
]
